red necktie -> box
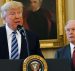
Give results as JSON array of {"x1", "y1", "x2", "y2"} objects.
[{"x1": 72, "y1": 47, "x2": 75, "y2": 68}]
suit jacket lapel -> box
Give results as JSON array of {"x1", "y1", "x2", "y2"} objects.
[
  {"x1": 20, "y1": 36, "x2": 28, "y2": 59},
  {"x1": 64, "y1": 44, "x2": 71, "y2": 60}
]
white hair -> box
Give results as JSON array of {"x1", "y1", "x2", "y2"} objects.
[
  {"x1": 65, "y1": 20, "x2": 75, "y2": 30},
  {"x1": 1, "y1": 1, "x2": 23, "y2": 18}
]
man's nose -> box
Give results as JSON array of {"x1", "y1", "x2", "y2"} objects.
[
  {"x1": 15, "y1": 13, "x2": 20, "y2": 18},
  {"x1": 69, "y1": 30, "x2": 73, "y2": 34}
]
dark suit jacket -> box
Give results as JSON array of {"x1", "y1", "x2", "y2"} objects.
[
  {"x1": 55, "y1": 44, "x2": 71, "y2": 60},
  {"x1": 55, "y1": 44, "x2": 75, "y2": 71},
  {"x1": 0, "y1": 26, "x2": 43, "y2": 59}
]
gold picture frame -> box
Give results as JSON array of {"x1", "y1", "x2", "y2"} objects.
[
  {"x1": 5, "y1": 0, "x2": 66, "y2": 48},
  {"x1": 40, "y1": 0, "x2": 66, "y2": 48}
]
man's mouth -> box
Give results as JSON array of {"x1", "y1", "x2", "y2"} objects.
[
  {"x1": 15, "y1": 21, "x2": 20, "y2": 23},
  {"x1": 14, "y1": 21, "x2": 20, "y2": 24},
  {"x1": 69, "y1": 36, "x2": 74, "y2": 38}
]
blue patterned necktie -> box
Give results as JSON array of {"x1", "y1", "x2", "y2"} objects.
[{"x1": 11, "y1": 32, "x2": 19, "y2": 59}]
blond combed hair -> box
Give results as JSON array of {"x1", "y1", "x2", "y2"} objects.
[{"x1": 1, "y1": 1, "x2": 23, "y2": 18}]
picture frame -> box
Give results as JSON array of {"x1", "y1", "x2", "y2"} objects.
[
  {"x1": 6, "y1": 0, "x2": 66, "y2": 48},
  {"x1": 40, "y1": 0, "x2": 65, "y2": 48}
]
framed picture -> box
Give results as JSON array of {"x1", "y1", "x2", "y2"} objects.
[{"x1": 6, "y1": 0, "x2": 66, "y2": 48}]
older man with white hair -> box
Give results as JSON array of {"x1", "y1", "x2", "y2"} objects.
[{"x1": 55, "y1": 20, "x2": 75, "y2": 70}]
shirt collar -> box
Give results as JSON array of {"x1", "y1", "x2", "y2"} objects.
[
  {"x1": 6, "y1": 23, "x2": 13, "y2": 36},
  {"x1": 6, "y1": 23, "x2": 19, "y2": 36},
  {"x1": 70, "y1": 42, "x2": 75, "y2": 51}
]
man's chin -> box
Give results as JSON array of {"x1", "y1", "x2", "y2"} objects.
[{"x1": 12, "y1": 26, "x2": 17, "y2": 30}]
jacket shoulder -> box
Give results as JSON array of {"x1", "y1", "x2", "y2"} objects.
[
  {"x1": 55, "y1": 44, "x2": 70, "y2": 58},
  {"x1": 57, "y1": 44, "x2": 70, "y2": 52},
  {"x1": 0, "y1": 26, "x2": 5, "y2": 33}
]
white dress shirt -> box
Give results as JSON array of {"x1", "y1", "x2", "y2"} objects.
[
  {"x1": 6, "y1": 24, "x2": 21, "y2": 59},
  {"x1": 70, "y1": 43, "x2": 75, "y2": 58}
]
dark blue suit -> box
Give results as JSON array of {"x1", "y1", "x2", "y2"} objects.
[
  {"x1": 55, "y1": 44, "x2": 71, "y2": 60},
  {"x1": 0, "y1": 26, "x2": 43, "y2": 59},
  {"x1": 55, "y1": 44, "x2": 75, "y2": 71}
]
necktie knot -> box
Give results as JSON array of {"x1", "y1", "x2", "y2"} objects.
[{"x1": 12, "y1": 31, "x2": 17, "y2": 35}]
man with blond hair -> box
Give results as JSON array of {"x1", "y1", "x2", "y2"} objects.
[{"x1": 0, "y1": 1, "x2": 43, "y2": 59}]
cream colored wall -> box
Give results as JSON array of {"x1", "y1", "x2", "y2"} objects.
[
  {"x1": 65, "y1": 0, "x2": 75, "y2": 20},
  {"x1": 42, "y1": 49, "x2": 56, "y2": 59}
]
